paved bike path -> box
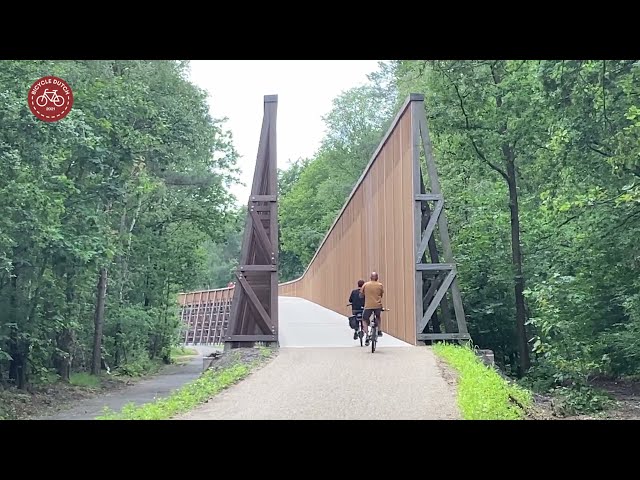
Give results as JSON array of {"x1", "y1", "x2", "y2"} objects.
[{"x1": 178, "y1": 297, "x2": 460, "y2": 420}]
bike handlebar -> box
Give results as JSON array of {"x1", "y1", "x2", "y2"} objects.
[{"x1": 346, "y1": 304, "x2": 390, "y2": 311}]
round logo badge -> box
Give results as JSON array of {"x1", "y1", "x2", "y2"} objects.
[{"x1": 28, "y1": 76, "x2": 74, "y2": 122}]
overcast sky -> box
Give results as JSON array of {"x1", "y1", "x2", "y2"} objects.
[{"x1": 187, "y1": 60, "x2": 384, "y2": 203}]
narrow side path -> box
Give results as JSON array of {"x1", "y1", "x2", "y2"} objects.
[{"x1": 32, "y1": 346, "x2": 217, "y2": 420}]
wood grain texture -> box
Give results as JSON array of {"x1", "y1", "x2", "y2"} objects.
[{"x1": 279, "y1": 96, "x2": 421, "y2": 345}]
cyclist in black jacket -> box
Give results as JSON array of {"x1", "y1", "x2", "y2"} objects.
[{"x1": 348, "y1": 280, "x2": 365, "y2": 340}]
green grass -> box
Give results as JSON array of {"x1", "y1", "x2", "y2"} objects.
[
  {"x1": 69, "y1": 372, "x2": 101, "y2": 388},
  {"x1": 115, "y1": 357, "x2": 163, "y2": 377},
  {"x1": 433, "y1": 343, "x2": 533, "y2": 420},
  {"x1": 170, "y1": 346, "x2": 199, "y2": 358},
  {"x1": 96, "y1": 348, "x2": 274, "y2": 420}
]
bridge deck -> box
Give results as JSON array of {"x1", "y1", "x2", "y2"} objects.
[{"x1": 278, "y1": 296, "x2": 410, "y2": 348}]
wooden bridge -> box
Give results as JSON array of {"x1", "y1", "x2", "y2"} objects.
[{"x1": 178, "y1": 93, "x2": 470, "y2": 348}]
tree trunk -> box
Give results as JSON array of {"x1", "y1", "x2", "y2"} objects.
[
  {"x1": 505, "y1": 149, "x2": 530, "y2": 376},
  {"x1": 160, "y1": 274, "x2": 172, "y2": 364},
  {"x1": 91, "y1": 267, "x2": 108, "y2": 376},
  {"x1": 55, "y1": 271, "x2": 76, "y2": 381},
  {"x1": 490, "y1": 62, "x2": 530, "y2": 376},
  {"x1": 7, "y1": 269, "x2": 27, "y2": 389},
  {"x1": 113, "y1": 194, "x2": 142, "y2": 366},
  {"x1": 8, "y1": 329, "x2": 26, "y2": 390},
  {"x1": 8, "y1": 271, "x2": 18, "y2": 384},
  {"x1": 55, "y1": 329, "x2": 73, "y2": 382}
]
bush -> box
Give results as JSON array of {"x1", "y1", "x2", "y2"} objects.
[
  {"x1": 550, "y1": 386, "x2": 613, "y2": 416},
  {"x1": 115, "y1": 354, "x2": 161, "y2": 377}
]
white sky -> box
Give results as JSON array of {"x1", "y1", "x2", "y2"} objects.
[{"x1": 187, "y1": 60, "x2": 383, "y2": 203}]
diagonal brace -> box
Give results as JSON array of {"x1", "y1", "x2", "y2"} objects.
[
  {"x1": 235, "y1": 272, "x2": 273, "y2": 334},
  {"x1": 416, "y1": 199, "x2": 444, "y2": 263},
  {"x1": 422, "y1": 272, "x2": 445, "y2": 311},
  {"x1": 249, "y1": 208, "x2": 275, "y2": 263},
  {"x1": 417, "y1": 269, "x2": 457, "y2": 333}
]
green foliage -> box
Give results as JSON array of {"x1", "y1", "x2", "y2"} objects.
[
  {"x1": 2, "y1": 58, "x2": 639, "y2": 415},
  {"x1": 115, "y1": 356, "x2": 162, "y2": 377},
  {"x1": 278, "y1": 78, "x2": 397, "y2": 279},
  {"x1": 96, "y1": 348, "x2": 273, "y2": 420},
  {"x1": 391, "y1": 60, "x2": 640, "y2": 383},
  {"x1": 69, "y1": 372, "x2": 101, "y2": 388},
  {"x1": 170, "y1": 346, "x2": 199, "y2": 358},
  {"x1": 275, "y1": 59, "x2": 638, "y2": 411},
  {"x1": 199, "y1": 207, "x2": 244, "y2": 288},
  {"x1": 277, "y1": 160, "x2": 308, "y2": 281},
  {"x1": 525, "y1": 275, "x2": 608, "y2": 386},
  {"x1": 0, "y1": 60, "x2": 240, "y2": 389},
  {"x1": 433, "y1": 343, "x2": 532, "y2": 420},
  {"x1": 600, "y1": 298, "x2": 640, "y2": 376},
  {"x1": 550, "y1": 386, "x2": 613, "y2": 417}
]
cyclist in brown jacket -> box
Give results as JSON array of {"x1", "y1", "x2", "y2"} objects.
[{"x1": 360, "y1": 271, "x2": 384, "y2": 346}]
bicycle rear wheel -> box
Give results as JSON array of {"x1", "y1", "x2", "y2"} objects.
[{"x1": 371, "y1": 325, "x2": 377, "y2": 353}]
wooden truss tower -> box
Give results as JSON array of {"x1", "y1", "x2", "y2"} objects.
[
  {"x1": 225, "y1": 95, "x2": 279, "y2": 349},
  {"x1": 411, "y1": 96, "x2": 470, "y2": 343}
]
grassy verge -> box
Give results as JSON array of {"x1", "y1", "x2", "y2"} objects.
[
  {"x1": 0, "y1": 372, "x2": 128, "y2": 420},
  {"x1": 69, "y1": 372, "x2": 102, "y2": 388},
  {"x1": 433, "y1": 343, "x2": 533, "y2": 420},
  {"x1": 1, "y1": 350, "x2": 198, "y2": 419},
  {"x1": 96, "y1": 346, "x2": 274, "y2": 420},
  {"x1": 170, "y1": 345, "x2": 201, "y2": 365},
  {"x1": 170, "y1": 346, "x2": 199, "y2": 358}
]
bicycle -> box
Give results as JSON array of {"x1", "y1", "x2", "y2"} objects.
[
  {"x1": 346, "y1": 304, "x2": 365, "y2": 347},
  {"x1": 349, "y1": 305, "x2": 389, "y2": 353},
  {"x1": 36, "y1": 89, "x2": 65, "y2": 108},
  {"x1": 364, "y1": 308, "x2": 389, "y2": 353}
]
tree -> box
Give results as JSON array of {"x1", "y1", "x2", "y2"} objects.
[
  {"x1": 392, "y1": 60, "x2": 562, "y2": 375},
  {"x1": 0, "y1": 60, "x2": 240, "y2": 388},
  {"x1": 279, "y1": 81, "x2": 397, "y2": 275}
]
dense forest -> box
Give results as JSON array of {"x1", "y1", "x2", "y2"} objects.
[
  {"x1": 0, "y1": 61, "x2": 240, "y2": 390},
  {"x1": 273, "y1": 60, "x2": 639, "y2": 412},
  {"x1": 2, "y1": 60, "x2": 638, "y2": 416}
]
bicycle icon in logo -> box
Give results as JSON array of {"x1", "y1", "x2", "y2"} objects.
[
  {"x1": 28, "y1": 76, "x2": 74, "y2": 122},
  {"x1": 35, "y1": 89, "x2": 66, "y2": 108}
]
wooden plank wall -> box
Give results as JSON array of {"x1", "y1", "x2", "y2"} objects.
[
  {"x1": 278, "y1": 96, "x2": 419, "y2": 345},
  {"x1": 178, "y1": 287, "x2": 234, "y2": 345}
]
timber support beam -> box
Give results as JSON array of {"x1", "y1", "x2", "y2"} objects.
[{"x1": 225, "y1": 95, "x2": 279, "y2": 350}]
